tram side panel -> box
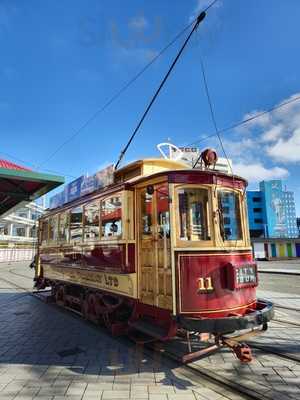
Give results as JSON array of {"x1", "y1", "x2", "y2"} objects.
[
  {"x1": 176, "y1": 251, "x2": 257, "y2": 319},
  {"x1": 36, "y1": 189, "x2": 138, "y2": 302}
]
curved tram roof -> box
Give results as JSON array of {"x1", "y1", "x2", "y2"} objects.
[{"x1": 44, "y1": 158, "x2": 247, "y2": 217}]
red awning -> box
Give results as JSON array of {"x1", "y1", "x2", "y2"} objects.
[{"x1": 0, "y1": 158, "x2": 64, "y2": 216}]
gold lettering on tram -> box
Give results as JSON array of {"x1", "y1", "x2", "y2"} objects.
[{"x1": 197, "y1": 277, "x2": 214, "y2": 292}]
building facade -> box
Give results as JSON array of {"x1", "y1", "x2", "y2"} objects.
[
  {"x1": 247, "y1": 180, "x2": 298, "y2": 239},
  {"x1": 0, "y1": 199, "x2": 45, "y2": 262},
  {"x1": 252, "y1": 238, "x2": 300, "y2": 259}
]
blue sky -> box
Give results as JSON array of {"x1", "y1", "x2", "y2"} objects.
[{"x1": 1, "y1": 0, "x2": 300, "y2": 212}]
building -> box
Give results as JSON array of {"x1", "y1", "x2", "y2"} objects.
[
  {"x1": 297, "y1": 217, "x2": 300, "y2": 237},
  {"x1": 247, "y1": 191, "x2": 265, "y2": 238},
  {"x1": 283, "y1": 191, "x2": 298, "y2": 237},
  {"x1": 0, "y1": 158, "x2": 64, "y2": 262},
  {"x1": 0, "y1": 199, "x2": 45, "y2": 240},
  {"x1": 252, "y1": 238, "x2": 300, "y2": 259},
  {"x1": 0, "y1": 200, "x2": 45, "y2": 262},
  {"x1": 247, "y1": 180, "x2": 298, "y2": 239}
]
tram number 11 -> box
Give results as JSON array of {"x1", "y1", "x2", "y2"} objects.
[{"x1": 198, "y1": 277, "x2": 214, "y2": 292}]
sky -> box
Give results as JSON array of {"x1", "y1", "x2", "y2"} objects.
[{"x1": 1, "y1": 0, "x2": 300, "y2": 213}]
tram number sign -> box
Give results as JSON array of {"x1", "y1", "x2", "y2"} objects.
[
  {"x1": 197, "y1": 277, "x2": 214, "y2": 293},
  {"x1": 227, "y1": 263, "x2": 258, "y2": 290}
]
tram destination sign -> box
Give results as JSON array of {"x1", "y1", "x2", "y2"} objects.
[{"x1": 49, "y1": 164, "x2": 114, "y2": 209}]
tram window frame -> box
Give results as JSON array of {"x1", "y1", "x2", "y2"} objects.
[
  {"x1": 83, "y1": 201, "x2": 100, "y2": 242},
  {"x1": 100, "y1": 192, "x2": 123, "y2": 240},
  {"x1": 217, "y1": 189, "x2": 243, "y2": 242},
  {"x1": 40, "y1": 218, "x2": 49, "y2": 245},
  {"x1": 175, "y1": 185, "x2": 214, "y2": 246},
  {"x1": 156, "y1": 183, "x2": 170, "y2": 239},
  {"x1": 48, "y1": 215, "x2": 59, "y2": 244},
  {"x1": 70, "y1": 206, "x2": 83, "y2": 243},
  {"x1": 58, "y1": 212, "x2": 70, "y2": 243}
]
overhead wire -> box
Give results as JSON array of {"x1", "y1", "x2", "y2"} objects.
[
  {"x1": 3, "y1": 0, "x2": 219, "y2": 178},
  {"x1": 192, "y1": 52, "x2": 232, "y2": 172},
  {"x1": 114, "y1": 13, "x2": 209, "y2": 169},
  {"x1": 187, "y1": 94, "x2": 300, "y2": 148},
  {"x1": 114, "y1": 0, "x2": 219, "y2": 169},
  {"x1": 36, "y1": 3, "x2": 218, "y2": 171}
]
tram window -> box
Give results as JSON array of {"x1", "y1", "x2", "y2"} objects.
[
  {"x1": 59, "y1": 212, "x2": 69, "y2": 242},
  {"x1": 41, "y1": 219, "x2": 48, "y2": 244},
  {"x1": 70, "y1": 206, "x2": 83, "y2": 242},
  {"x1": 178, "y1": 188, "x2": 211, "y2": 241},
  {"x1": 156, "y1": 184, "x2": 170, "y2": 238},
  {"x1": 48, "y1": 215, "x2": 58, "y2": 243},
  {"x1": 218, "y1": 191, "x2": 242, "y2": 241},
  {"x1": 84, "y1": 202, "x2": 100, "y2": 241},
  {"x1": 141, "y1": 190, "x2": 153, "y2": 235},
  {"x1": 101, "y1": 195, "x2": 122, "y2": 238}
]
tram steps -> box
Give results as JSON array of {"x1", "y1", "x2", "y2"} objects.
[{"x1": 128, "y1": 318, "x2": 169, "y2": 340}]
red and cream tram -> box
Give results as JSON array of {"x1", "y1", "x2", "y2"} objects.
[{"x1": 35, "y1": 155, "x2": 274, "y2": 362}]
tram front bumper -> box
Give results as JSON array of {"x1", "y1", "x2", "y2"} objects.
[{"x1": 178, "y1": 299, "x2": 274, "y2": 334}]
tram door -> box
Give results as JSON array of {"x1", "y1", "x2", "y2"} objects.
[{"x1": 138, "y1": 183, "x2": 173, "y2": 310}]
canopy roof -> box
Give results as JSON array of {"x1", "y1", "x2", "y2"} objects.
[{"x1": 0, "y1": 159, "x2": 64, "y2": 216}]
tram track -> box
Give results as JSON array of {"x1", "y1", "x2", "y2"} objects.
[
  {"x1": 274, "y1": 303, "x2": 300, "y2": 313},
  {"x1": 1, "y1": 269, "x2": 299, "y2": 400}
]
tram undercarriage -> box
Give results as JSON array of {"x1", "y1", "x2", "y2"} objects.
[{"x1": 39, "y1": 278, "x2": 274, "y2": 363}]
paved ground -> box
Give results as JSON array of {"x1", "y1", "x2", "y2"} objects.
[
  {"x1": 258, "y1": 273, "x2": 300, "y2": 297},
  {"x1": 0, "y1": 261, "x2": 300, "y2": 400},
  {"x1": 257, "y1": 260, "x2": 300, "y2": 274},
  {"x1": 0, "y1": 263, "x2": 248, "y2": 400}
]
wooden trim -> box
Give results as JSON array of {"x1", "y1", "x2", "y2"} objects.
[{"x1": 173, "y1": 184, "x2": 216, "y2": 248}]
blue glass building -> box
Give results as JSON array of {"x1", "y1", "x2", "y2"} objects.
[{"x1": 247, "y1": 180, "x2": 298, "y2": 238}]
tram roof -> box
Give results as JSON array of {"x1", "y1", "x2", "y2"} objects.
[
  {"x1": 43, "y1": 158, "x2": 247, "y2": 217},
  {"x1": 0, "y1": 159, "x2": 64, "y2": 217}
]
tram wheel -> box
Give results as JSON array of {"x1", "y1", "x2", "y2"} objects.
[
  {"x1": 81, "y1": 293, "x2": 100, "y2": 323},
  {"x1": 55, "y1": 285, "x2": 65, "y2": 307}
]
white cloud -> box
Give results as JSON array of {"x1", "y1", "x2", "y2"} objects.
[
  {"x1": 261, "y1": 124, "x2": 283, "y2": 142},
  {"x1": 223, "y1": 138, "x2": 255, "y2": 157},
  {"x1": 234, "y1": 162, "x2": 289, "y2": 183},
  {"x1": 235, "y1": 92, "x2": 300, "y2": 164},
  {"x1": 117, "y1": 47, "x2": 159, "y2": 63},
  {"x1": 267, "y1": 128, "x2": 300, "y2": 162},
  {"x1": 110, "y1": 16, "x2": 160, "y2": 64},
  {"x1": 128, "y1": 16, "x2": 148, "y2": 31}
]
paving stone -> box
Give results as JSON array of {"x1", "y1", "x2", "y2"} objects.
[
  {"x1": 148, "y1": 395, "x2": 168, "y2": 400},
  {"x1": 130, "y1": 394, "x2": 149, "y2": 399},
  {"x1": 102, "y1": 390, "x2": 130, "y2": 398},
  {"x1": 167, "y1": 394, "x2": 196, "y2": 400},
  {"x1": 148, "y1": 385, "x2": 175, "y2": 394},
  {"x1": 1, "y1": 263, "x2": 300, "y2": 400}
]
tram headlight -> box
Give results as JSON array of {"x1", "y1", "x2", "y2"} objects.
[{"x1": 227, "y1": 263, "x2": 258, "y2": 290}]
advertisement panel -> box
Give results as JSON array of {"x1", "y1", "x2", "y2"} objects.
[
  {"x1": 66, "y1": 176, "x2": 83, "y2": 203},
  {"x1": 49, "y1": 192, "x2": 64, "y2": 209},
  {"x1": 49, "y1": 164, "x2": 114, "y2": 209}
]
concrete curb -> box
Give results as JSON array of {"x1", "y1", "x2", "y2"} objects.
[{"x1": 258, "y1": 269, "x2": 300, "y2": 275}]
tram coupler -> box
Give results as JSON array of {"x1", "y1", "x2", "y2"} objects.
[{"x1": 221, "y1": 337, "x2": 252, "y2": 363}]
